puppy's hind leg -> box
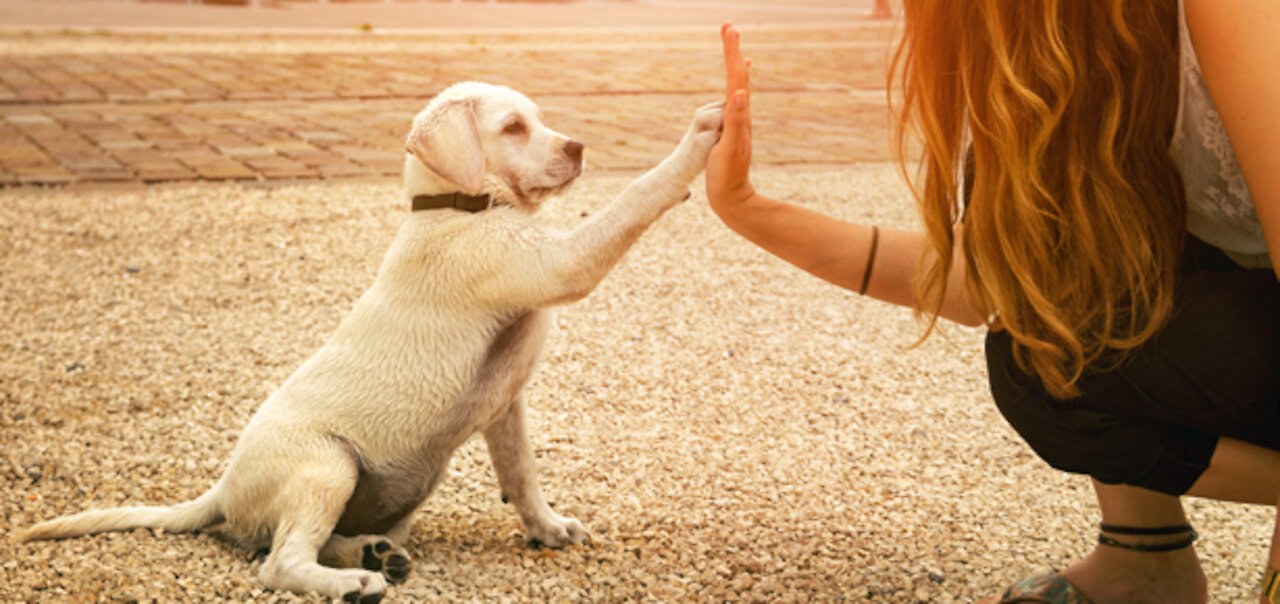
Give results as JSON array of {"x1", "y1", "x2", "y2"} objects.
[
  {"x1": 319, "y1": 531, "x2": 412, "y2": 585},
  {"x1": 257, "y1": 451, "x2": 387, "y2": 602},
  {"x1": 484, "y1": 395, "x2": 588, "y2": 548}
]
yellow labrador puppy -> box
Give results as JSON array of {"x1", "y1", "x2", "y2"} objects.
[{"x1": 23, "y1": 81, "x2": 723, "y2": 602}]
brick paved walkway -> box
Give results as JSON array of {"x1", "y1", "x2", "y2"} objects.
[{"x1": 0, "y1": 25, "x2": 899, "y2": 186}]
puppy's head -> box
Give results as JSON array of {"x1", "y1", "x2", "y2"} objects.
[{"x1": 404, "y1": 82, "x2": 584, "y2": 212}]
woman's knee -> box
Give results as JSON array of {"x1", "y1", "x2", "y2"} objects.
[{"x1": 984, "y1": 329, "x2": 1217, "y2": 495}]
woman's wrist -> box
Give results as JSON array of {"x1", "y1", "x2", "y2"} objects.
[
  {"x1": 710, "y1": 190, "x2": 792, "y2": 246},
  {"x1": 709, "y1": 184, "x2": 761, "y2": 219}
]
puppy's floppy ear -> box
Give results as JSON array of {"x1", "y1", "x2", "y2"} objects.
[{"x1": 406, "y1": 98, "x2": 486, "y2": 194}]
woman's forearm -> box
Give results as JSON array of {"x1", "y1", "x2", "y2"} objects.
[
  {"x1": 712, "y1": 192, "x2": 984, "y2": 326},
  {"x1": 712, "y1": 192, "x2": 883, "y2": 293},
  {"x1": 706, "y1": 23, "x2": 982, "y2": 327}
]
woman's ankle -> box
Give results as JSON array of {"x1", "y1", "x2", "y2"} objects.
[
  {"x1": 1098, "y1": 523, "x2": 1199, "y2": 552},
  {"x1": 1060, "y1": 544, "x2": 1207, "y2": 604}
]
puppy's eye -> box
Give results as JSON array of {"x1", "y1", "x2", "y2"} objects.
[{"x1": 503, "y1": 120, "x2": 526, "y2": 135}]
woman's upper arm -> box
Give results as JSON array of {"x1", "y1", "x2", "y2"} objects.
[
  {"x1": 941, "y1": 225, "x2": 984, "y2": 326},
  {"x1": 1185, "y1": 0, "x2": 1280, "y2": 277}
]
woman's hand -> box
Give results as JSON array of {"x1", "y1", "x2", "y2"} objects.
[{"x1": 706, "y1": 23, "x2": 758, "y2": 216}]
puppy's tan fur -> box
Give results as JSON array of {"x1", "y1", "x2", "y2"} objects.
[{"x1": 22, "y1": 82, "x2": 723, "y2": 602}]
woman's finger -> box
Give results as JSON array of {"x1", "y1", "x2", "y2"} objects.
[
  {"x1": 721, "y1": 23, "x2": 749, "y2": 100},
  {"x1": 721, "y1": 89, "x2": 751, "y2": 159}
]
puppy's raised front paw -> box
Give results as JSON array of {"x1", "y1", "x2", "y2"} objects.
[{"x1": 685, "y1": 102, "x2": 725, "y2": 158}]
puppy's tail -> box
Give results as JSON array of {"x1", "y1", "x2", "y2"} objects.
[{"x1": 21, "y1": 484, "x2": 224, "y2": 542}]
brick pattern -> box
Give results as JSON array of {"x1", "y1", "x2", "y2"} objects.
[{"x1": 0, "y1": 31, "x2": 895, "y2": 186}]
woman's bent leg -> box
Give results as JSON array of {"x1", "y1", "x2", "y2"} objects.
[
  {"x1": 981, "y1": 262, "x2": 1279, "y2": 602},
  {"x1": 1054, "y1": 481, "x2": 1207, "y2": 604},
  {"x1": 1186, "y1": 438, "x2": 1280, "y2": 604}
]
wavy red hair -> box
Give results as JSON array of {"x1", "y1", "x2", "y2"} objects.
[{"x1": 891, "y1": 0, "x2": 1186, "y2": 398}]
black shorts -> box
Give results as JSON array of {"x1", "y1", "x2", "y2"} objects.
[{"x1": 985, "y1": 237, "x2": 1280, "y2": 495}]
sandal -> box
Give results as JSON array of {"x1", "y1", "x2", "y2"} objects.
[
  {"x1": 1265, "y1": 567, "x2": 1279, "y2": 604},
  {"x1": 997, "y1": 523, "x2": 1201, "y2": 603},
  {"x1": 996, "y1": 573, "x2": 1094, "y2": 604}
]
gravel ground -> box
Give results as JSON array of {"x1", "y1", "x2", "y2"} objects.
[{"x1": 1, "y1": 166, "x2": 1273, "y2": 602}]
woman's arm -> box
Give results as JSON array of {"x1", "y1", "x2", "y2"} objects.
[
  {"x1": 1184, "y1": 3, "x2": 1280, "y2": 588},
  {"x1": 705, "y1": 23, "x2": 984, "y2": 326},
  {"x1": 1185, "y1": 0, "x2": 1280, "y2": 279}
]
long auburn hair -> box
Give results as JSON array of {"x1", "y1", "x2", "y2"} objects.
[{"x1": 890, "y1": 0, "x2": 1186, "y2": 399}]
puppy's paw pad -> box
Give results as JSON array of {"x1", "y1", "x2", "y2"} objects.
[
  {"x1": 384, "y1": 554, "x2": 411, "y2": 583},
  {"x1": 360, "y1": 544, "x2": 384, "y2": 571},
  {"x1": 360, "y1": 538, "x2": 412, "y2": 583}
]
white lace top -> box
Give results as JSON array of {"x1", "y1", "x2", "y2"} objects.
[{"x1": 1169, "y1": 0, "x2": 1271, "y2": 269}]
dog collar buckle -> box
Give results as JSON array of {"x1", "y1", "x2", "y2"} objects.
[{"x1": 411, "y1": 192, "x2": 491, "y2": 213}]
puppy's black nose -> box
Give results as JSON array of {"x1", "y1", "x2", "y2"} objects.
[{"x1": 563, "y1": 140, "x2": 585, "y2": 163}]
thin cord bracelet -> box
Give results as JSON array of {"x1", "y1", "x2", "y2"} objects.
[{"x1": 858, "y1": 225, "x2": 880, "y2": 296}]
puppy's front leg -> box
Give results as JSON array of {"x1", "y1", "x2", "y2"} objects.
[
  {"x1": 483, "y1": 395, "x2": 588, "y2": 547},
  {"x1": 617, "y1": 100, "x2": 726, "y2": 209},
  {"x1": 512, "y1": 103, "x2": 724, "y2": 306},
  {"x1": 561, "y1": 101, "x2": 723, "y2": 278}
]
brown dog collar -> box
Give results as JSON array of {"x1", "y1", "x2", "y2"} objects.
[{"x1": 411, "y1": 192, "x2": 491, "y2": 213}]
